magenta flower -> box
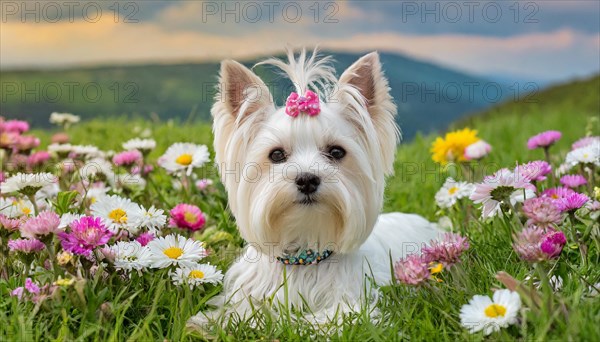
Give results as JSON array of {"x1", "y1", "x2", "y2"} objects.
[
  {"x1": 540, "y1": 231, "x2": 566, "y2": 258},
  {"x1": 394, "y1": 254, "x2": 430, "y2": 286},
  {"x1": 0, "y1": 171, "x2": 5, "y2": 183},
  {"x1": 27, "y1": 151, "x2": 51, "y2": 167},
  {"x1": 58, "y1": 216, "x2": 112, "y2": 257},
  {"x1": 25, "y1": 278, "x2": 40, "y2": 294},
  {"x1": 513, "y1": 227, "x2": 565, "y2": 262},
  {"x1": 11, "y1": 278, "x2": 41, "y2": 301},
  {"x1": 20, "y1": 211, "x2": 61, "y2": 238},
  {"x1": 0, "y1": 214, "x2": 22, "y2": 232},
  {"x1": 8, "y1": 238, "x2": 45, "y2": 253},
  {"x1": 572, "y1": 136, "x2": 599, "y2": 150},
  {"x1": 556, "y1": 192, "x2": 589, "y2": 213},
  {"x1": 516, "y1": 161, "x2": 552, "y2": 182},
  {"x1": 560, "y1": 174, "x2": 587, "y2": 188},
  {"x1": 169, "y1": 203, "x2": 206, "y2": 231},
  {"x1": 527, "y1": 130, "x2": 562, "y2": 150},
  {"x1": 522, "y1": 197, "x2": 562, "y2": 229},
  {"x1": 422, "y1": 232, "x2": 469, "y2": 266},
  {"x1": 136, "y1": 232, "x2": 154, "y2": 246},
  {"x1": 112, "y1": 150, "x2": 142, "y2": 166}
]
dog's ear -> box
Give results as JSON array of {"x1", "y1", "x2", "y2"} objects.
[
  {"x1": 216, "y1": 60, "x2": 272, "y2": 120},
  {"x1": 212, "y1": 60, "x2": 273, "y2": 171},
  {"x1": 339, "y1": 52, "x2": 399, "y2": 175}
]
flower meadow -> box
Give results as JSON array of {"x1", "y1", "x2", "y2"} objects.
[{"x1": 1, "y1": 112, "x2": 599, "y2": 340}]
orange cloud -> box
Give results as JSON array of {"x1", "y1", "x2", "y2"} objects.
[{"x1": 1, "y1": 15, "x2": 598, "y2": 81}]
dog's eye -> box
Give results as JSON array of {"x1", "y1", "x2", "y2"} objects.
[
  {"x1": 269, "y1": 149, "x2": 287, "y2": 163},
  {"x1": 327, "y1": 146, "x2": 346, "y2": 161}
]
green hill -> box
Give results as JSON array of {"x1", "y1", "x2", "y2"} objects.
[
  {"x1": 7, "y1": 68, "x2": 600, "y2": 342},
  {"x1": 2, "y1": 51, "x2": 507, "y2": 139}
]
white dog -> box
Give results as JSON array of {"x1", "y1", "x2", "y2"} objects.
[{"x1": 190, "y1": 49, "x2": 439, "y2": 327}]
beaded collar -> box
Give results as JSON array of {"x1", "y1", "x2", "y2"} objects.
[{"x1": 277, "y1": 249, "x2": 333, "y2": 265}]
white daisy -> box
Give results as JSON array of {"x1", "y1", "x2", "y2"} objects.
[
  {"x1": 109, "y1": 241, "x2": 151, "y2": 271},
  {"x1": 0, "y1": 172, "x2": 57, "y2": 195},
  {"x1": 79, "y1": 158, "x2": 115, "y2": 183},
  {"x1": 137, "y1": 205, "x2": 167, "y2": 233},
  {"x1": 90, "y1": 195, "x2": 143, "y2": 233},
  {"x1": 59, "y1": 213, "x2": 85, "y2": 230},
  {"x1": 147, "y1": 234, "x2": 206, "y2": 268},
  {"x1": 115, "y1": 173, "x2": 146, "y2": 190},
  {"x1": 122, "y1": 138, "x2": 156, "y2": 153},
  {"x1": 71, "y1": 145, "x2": 103, "y2": 159},
  {"x1": 48, "y1": 143, "x2": 74, "y2": 156},
  {"x1": 49, "y1": 112, "x2": 80, "y2": 126},
  {"x1": 35, "y1": 182, "x2": 60, "y2": 202},
  {"x1": 170, "y1": 263, "x2": 223, "y2": 289},
  {"x1": 0, "y1": 197, "x2": 35, "y2": 218},
  {"x1": 566, "y1": 143, "x2": 600, "y2": 167},
  {"x1": 158, "y1": 143, "x2": 210, "y2": 176},
  {"x1": 83, "y1": 185, "x2": 108, "y2": 205},
  {"x1": 435, "y1": 178, "x2": 475, "y2": 208},
  {"x1": 460, "y1": 289, "x2": 521, "y2": 335}
]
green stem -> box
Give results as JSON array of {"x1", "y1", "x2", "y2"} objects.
[{"x1": 27, "y1": 194, "x2": 39, "y2": 216}]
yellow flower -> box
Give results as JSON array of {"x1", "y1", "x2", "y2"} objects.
[
  {"x1": 54, "y1": 277, "x2": 75, "y2": 286},
  {"x1": 594, "y1": 187, "x2": 600, "y2": 200},
  {"x1": 57, "y1": 250, "x2": 73, "y2": 265},
  {"x1": 431, "y1": 128, "x2": 480, "y2": 165}
]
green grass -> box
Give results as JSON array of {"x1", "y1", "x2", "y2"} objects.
[{"x1": 2, "y1": 76, "x2": 599, "y2": 341}]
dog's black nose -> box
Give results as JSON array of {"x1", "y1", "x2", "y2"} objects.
[{"x1": 295, "y1": 173, "x2": 321, "y2": 195}]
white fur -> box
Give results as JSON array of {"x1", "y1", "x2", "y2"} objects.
[{"x1": 190, "y1": 49, "x2": 439, "y2": 327}]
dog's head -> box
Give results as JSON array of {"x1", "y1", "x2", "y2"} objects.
[{"x1": 212, "y1": 49, "x2": 398, "y2": 255}]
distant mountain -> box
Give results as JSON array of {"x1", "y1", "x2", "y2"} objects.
[{"x1": 0, "y1": 51, "x2": 506, "y2": 139}]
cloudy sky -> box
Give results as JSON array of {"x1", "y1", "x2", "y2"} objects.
[{"x1": 1, "y1": 0, "x2": 599, "y2": 82}]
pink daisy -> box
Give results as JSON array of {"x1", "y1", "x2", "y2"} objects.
[
  {"x1": 0, "y1": 214, "x2": 23, "y2": 232},
  {"x1": 522, "y1": 197, "x2": 562, "y2": 229},
  {"x1": 542, "y1": 187, "x2": 576, "y2": 201},
  {"x1": 15, "y1": 135, "x2": 40, "y2": 151},
  {"x1": 58, "y1": 216, "x2": 112, "y2": 257},
  {"x1": 21, "y1": 211, "x2": 61, "y2": 238},
  {"x1": 572, "y1": 136, "x2": 599, "y2": 150},
  {"x1": 8, "y1": 238, "x2": 45, "y2": 253},
  {"x1": 513, "y1": 227, "x2": 565, "y2": 262},
  {"x1": 516, "y1": 161, "x2": 552, "y2": 182},
  {"x1": 422, "y1": 232, "x2": 469, "y2": 266},
  {"x1": 169, "y1": 203, "x2": 206, "y2": 231},
  {"x1": 470, "y1": 169, "x2": 535, "y2": 218},
  {"x1": 556, "y1": 192, "x2": 589, "y2": 213},
  {"x1": 195, "y1": 179, "x2": 214, "y2": 191},
  {"x1": 136, "y1": 232, "x2": 155, "y2": 246},
  {"x1": 527, "y1": 130, "x2": 562, "y2": 150},
  {"x1": 2, "y1": 120, "x2": 29, "y2": 133},
  {"x1": 559, "y1": 174, "x2": 587, "y2": 188},
  {"x1": 464, "y1": 140, "x2": 491, "y2": 160},
  {"x1": 131, "y1": 164, "x2": 154, "y2": 176},
  {"x1": 27, "y1": 151, "x2": 51, "y2": 167},
  {"x1": 540, "y1": 231, "x2": 567, "y2": 258},
  {"x1": 112, "y1": 150, "x2": 142, "y2": 166},
  {"x1": 394, "y1": 254, "x2": 430, "y2": 286}
]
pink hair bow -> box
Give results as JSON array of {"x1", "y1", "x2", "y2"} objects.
[{"x1": 285, "y1": 90, "x2": 321, "y2": 117}]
